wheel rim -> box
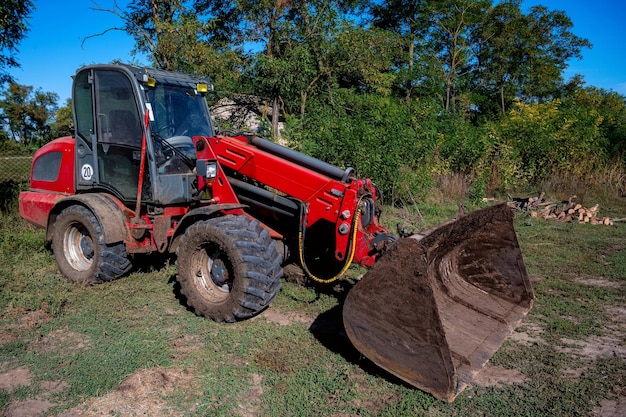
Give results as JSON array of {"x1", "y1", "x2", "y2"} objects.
[
  {"x1": 63, "y1": 222, "x2": 94, "y2": 271},
  {"x1": 192, "y1": 245, "x2": 232, "y2": 303}
]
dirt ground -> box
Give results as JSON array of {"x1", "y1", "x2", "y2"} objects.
[
  {"x1": 1, "y1": 319, "x2": 248, "y2": 417},
  {"x1": 2, "y1": 289, "x2": 625, "y2": 416},
  {"x1": 1, "y1": 203, "x2": 624, "y2": 415}
]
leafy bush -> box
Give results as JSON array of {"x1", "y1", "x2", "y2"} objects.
[
  {"x1": 0, "y1": 140, "x2": 36, "y2": 156},
  {"x1": 498, "y1": 100, "x2": 605, "y2": 183},
  {"x1": 288, "y1": 90, "x2": 625, "y2": 203},
  {"x1": 294, "y1": 92, "x2": 441, "y2": 203},
  {"x1": 0, "y1": 180, "x2": 26, "y2": 212}
]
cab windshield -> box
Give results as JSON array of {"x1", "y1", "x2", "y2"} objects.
[
  {"x1": 146, "y1": 83, "x2": 213, "y2": 140},
  {"x1": 145, "y1": 84, "x2": 214, "y2": 174}
]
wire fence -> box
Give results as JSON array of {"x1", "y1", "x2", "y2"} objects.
[
  {"x1": 1, "y1": 156, "x2": 32, "y2": 182},
  {"x1": 1, "y1": 156, "x2": 32, "y2": 212}
]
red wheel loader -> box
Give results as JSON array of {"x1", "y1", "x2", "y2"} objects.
[{"x1": 19, "y1": 64, "x2": 533, "y2": 402}]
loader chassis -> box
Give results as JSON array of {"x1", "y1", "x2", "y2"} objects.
[{"x1": 19, "y1": 63, "x2": 533, "y2": 402}]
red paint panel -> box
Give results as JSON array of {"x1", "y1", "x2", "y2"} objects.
[
  {"x1": 18, "y1": 191, "x2": 66, "y2": 228},
  {"x1": 208, "y1": 136, "x2": 344, "y2": 224},
  {"x1": 29, "y1": 136, "x2": 76, "y2": 194},
  {"x1": 193, "y1": 136, "x2": 241, "y2": 206}
]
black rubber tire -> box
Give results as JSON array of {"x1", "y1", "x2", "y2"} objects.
[
  {"x1": 176, "y1": 215, "x2": 283, "y2": 322},
  {"x1": 51, "y1": 205, "x2": 132, "y2": 284}
]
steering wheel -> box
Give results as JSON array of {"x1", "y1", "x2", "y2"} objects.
[{"x1": 157, "y1": 124, "x2": 176, "y2": 136}]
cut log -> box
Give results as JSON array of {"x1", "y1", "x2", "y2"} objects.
[{"x1": 512, "y1": 195, "x2": 612, "y2": 226}]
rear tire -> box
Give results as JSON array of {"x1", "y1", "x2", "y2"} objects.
[
  {"x1": 52, "y1": 205, "x2": 132, "y2": 284},
  {"x1": 176, "y1": 215, "x2": 283, "y2": 322}
]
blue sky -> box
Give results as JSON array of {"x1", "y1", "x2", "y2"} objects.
[
  {"x1": 8, "y1": 0, "x2": 626, "y2": 103},
  {"x1": 8, "y1": 0, "x2": 146, "y2": 102}
]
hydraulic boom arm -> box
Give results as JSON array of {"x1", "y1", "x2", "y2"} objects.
[{"x1": 206, "y1": 134, "x2": 392, "y2": 279}]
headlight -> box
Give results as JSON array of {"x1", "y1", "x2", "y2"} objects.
[
  {"x1": 196, "y1": 159, "x2": 218, "y2": 180},
  {"x1": 206, "y1": 161, "x2": 218, "y2": 179}
]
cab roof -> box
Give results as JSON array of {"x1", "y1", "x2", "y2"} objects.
[{"x1": 77, "y1": 63, "x2": 213, "y2": 91}]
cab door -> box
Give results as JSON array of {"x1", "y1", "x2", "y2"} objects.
[{"x1": 74, "y1": 67, "x2": 148, "y2": 202}]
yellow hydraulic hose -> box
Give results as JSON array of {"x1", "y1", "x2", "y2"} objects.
[{"x1": 297, "y1": 199, "x2": 363, "y2": 284}]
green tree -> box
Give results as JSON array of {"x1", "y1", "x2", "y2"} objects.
[
  {"x1": 236, "y1": 0, "x2": 303, "y2": 136},
  {"x1": 50, "y1": 98, "x2": 73, "y2": 139},
  {"x1": 330, "y1": 26, "x2": 401, "y2": 97},
  {"x1": 0, "y1": 82, "x2": 59, "y2": 146},
  {"x1": 247, "y1": 1, "x2": 399, "y2": 135},
  {"x1": 297, "y1": 90, "x2": 441, "y2": 203},
  {"x1": 496, "y1": 98, "x2": 605, "y2": 185},
  {"x1": 562, "y1": 81, "x2": 626, "y2": 160},
  {"x1": 124, "y1": 0, "x2": 185, "y2": 70},
  {"x1": 371, "y1": 0, "x2": 490, "y2": 112},
  {"x1": 91, "y1": 0, "x2": 246, "y2": 93},
  {"x1": 424, "y1": 0, "x2": 489, "y2": 112},
  {"x1": 474, "y1": 1, "x2": 590, "y2": 115},
  {"x1": 0, "y1": 0, "x2": 34, "y2": 83},
  {"x1": 239, "y1": 0, "x2": 390, "y2": 137},
  {"x1": 370, "y1": 0, "x2": 424, "y2": 101},
  {"x1": 522, "y1": 6, "x2": 590, "y2": 101},
  {"x1": 472, "y1": 0, "x2": 527, "y2": 116}
]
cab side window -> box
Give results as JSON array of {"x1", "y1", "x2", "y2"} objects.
[
  {"x1": 74, "y1": 71, "x2": 94, "y2": 147},
  {"x1": 95, "y1": 71, "x2": 142, "y2": 148}
]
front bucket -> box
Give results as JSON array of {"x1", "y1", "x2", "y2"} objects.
[{"x1": 343, "y1": 204, "x2": 533, "y2": 402}]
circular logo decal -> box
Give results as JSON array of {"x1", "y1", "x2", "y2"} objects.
[{"x1": 81, "y1": 164, "x2": 94, "y2": 181}]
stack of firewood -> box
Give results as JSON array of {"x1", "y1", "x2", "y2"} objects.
[{"x1": 505, "y1": 193, "x2": 618, "y2": 226}]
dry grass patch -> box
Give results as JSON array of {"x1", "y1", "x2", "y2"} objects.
[
  {"x1": 168, "y1": 333, "x2": 204, "y2": 361},
  {"x1": 560, "y1": 336, "x2": 626, "y2": 360},
  {"x1": 30, "y1": 326, "x2": 92, "y2": 353},
  {"x1": 4, "y1": 398, "x2": 55, "y2": 417},
  {"x1": 559, "y1": 303, "x2": 626, "y2": 360},
  {"x1": 594, "y1": 397, "x2": 626, "y2": 417},
  {"x1": 257, "y1": 307, "x2": 315, "y2": 327},
  {"x1": 19, "y1": 309, "x2": 53, "y2": 329},
  {"x1": 1, "y1": 365, "x2": 71, "y2": 417},
  {"x1": 59, "y1": 367, "x2": 199, "y2": 417},
  {"x1": 472, "y1": 364, "x2": 530, "y2": 388},
  {"x1": 235, "y1": 373, "x2": 265, "y2": 417},
  {"x1": 509, "y1": 322, "x2": 546, "y2": 346},
  {"x1": 350, "y1": 370, "x2": 401, "y2": 414},
  {"x1": 0, "y1": 366, "x2": 33, "y2": 391},
  {"x1": 572, "y1": 277, "x2": 622, "y2": 288},
  {"x1": 0, "y1": 308, "x2": 53, "y2": 346}
]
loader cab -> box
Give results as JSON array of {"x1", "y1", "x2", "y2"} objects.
[{"x1": 72, "y1": 63, "x2": 214, "y2": 206}]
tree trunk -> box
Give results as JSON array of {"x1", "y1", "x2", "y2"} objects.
[
  {"x1": 406, "y1": 38, "x2": 415, "y2": 101},
  {"x1": 271, "y1": 95, "x2": 280, "y2": 139},
  {"x1": 300, "y1": 91, "x2": 308, "y2": 117}
]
